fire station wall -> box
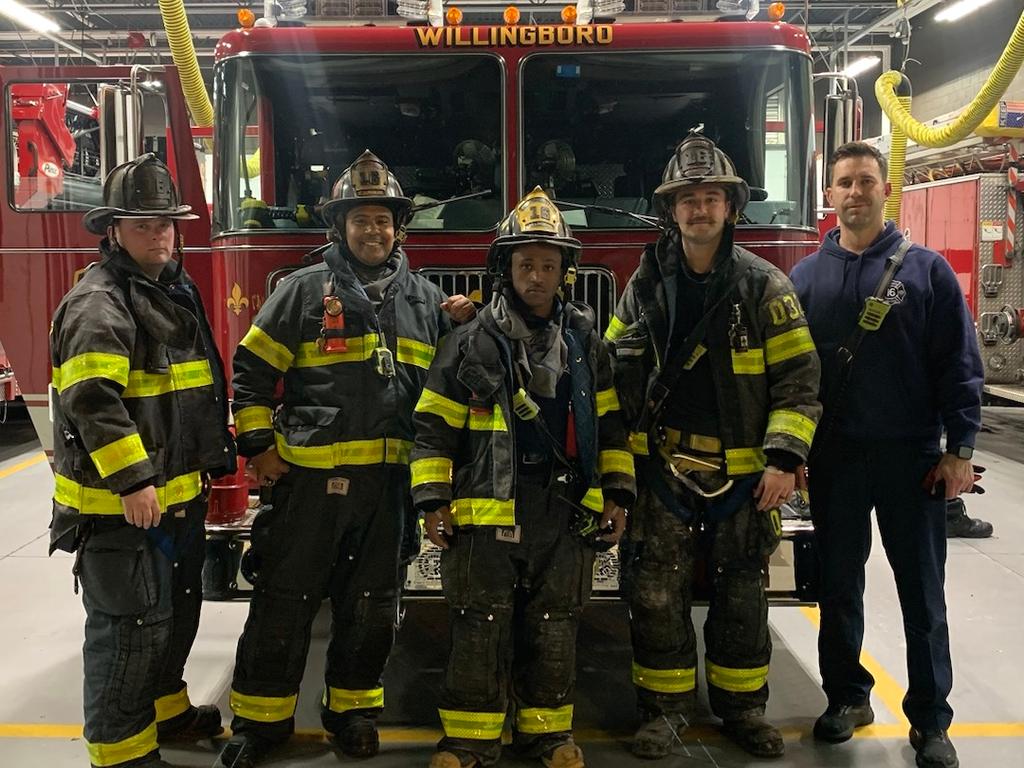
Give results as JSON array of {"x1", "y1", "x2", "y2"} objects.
[{"x1": 905, "y1": 0, "x2": 1024, "y2": 123}]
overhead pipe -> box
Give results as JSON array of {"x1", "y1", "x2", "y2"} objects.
[{"x1": 158, "y1": 0, "x2": 214, "y2": 126}]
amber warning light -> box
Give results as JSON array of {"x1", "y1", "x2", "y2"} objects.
[
  {"x1": 767, "y1": 2, "x2": 785, "y2": 21},
  {"x1": 237, "y1": 7, "x2": 256, "y2": 28}
]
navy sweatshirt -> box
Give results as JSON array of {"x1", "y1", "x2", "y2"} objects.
[{"x1": 790, "y1": 221, "x2": 983, "y2": 449}]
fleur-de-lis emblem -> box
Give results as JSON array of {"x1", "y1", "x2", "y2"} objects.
[{"x1": 227, "y1": 282, "x2": 249, "y2": 316}]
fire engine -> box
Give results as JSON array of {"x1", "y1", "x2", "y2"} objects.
[{"x1": 0, "y1": 4, "x2": 826, "y2": 602}]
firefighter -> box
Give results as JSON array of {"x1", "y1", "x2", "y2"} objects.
[
  {"x1": 214, "y1": 150, "x2": 474, "y2": 768},
  {"x1": 411, "y1": 187, "x2": 636, "y2": 768},
  {"x1": 791, "y1": 141, "x2": 983, "y2": 768},
  {"x1": 604, "y1": 130, "x2": 821, "y2": 760},
  {"x1": 48, "y1": 153, "x2": 235, "y2": 768}
]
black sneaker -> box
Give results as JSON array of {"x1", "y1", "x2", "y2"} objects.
[
  {"x1": 212, "y1": 733, "x2": 275, "y2": 768},
  {"x1": 157, "y1": 704, "x2": 224, "y2": 741},
  {"x1": 813, "y1": 702, "x2": 874, "y2": 743},
  {"x1": 910, "y1": 728, "x2": 959, "y2": 768},
  {"x1": 334, "y1": 715, "x2": 380, "y2": 758}
]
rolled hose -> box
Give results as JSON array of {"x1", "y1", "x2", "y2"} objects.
[
  {"x1": 158, "y1": 0, "x2": 214, "y2": 127},
  {"x1": 874, "y1": 6, "x2": 1024, "y2": 149}
]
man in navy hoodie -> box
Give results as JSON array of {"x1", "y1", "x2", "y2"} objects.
[{"x1": 790, "y1": 142, "x2": 982, "y2": 768}]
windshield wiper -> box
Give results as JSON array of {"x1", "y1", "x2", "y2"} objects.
[{"x1": 554, "y1": 200, "x2": 659, "y2": 228}]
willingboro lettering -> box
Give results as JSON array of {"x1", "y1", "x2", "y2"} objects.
[{"x1": 415, "y1": 24, "x2": 614, "y2": 48}]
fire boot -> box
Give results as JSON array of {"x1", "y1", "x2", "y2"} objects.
[
  {"x1": 542, "y1": 741, "x2": 585, "y2": 768},
  {"x1": 721, "y1": 715, "x2": 784, "y2": 759},
  {"x1": 428, "y1": 751, "x2": 478, "y2": 768},
  {"x1": 158, "y1": 704, "x2": 224, "y2": 741},
  {"x1": 631, "y1": 713, "x2": 689, "y2": 760},
  {"x1": 333, "y1": 714, "x2": 380, "y2": 758},
  {"x1": 945, "y1": 498, "x2": 993, "y2": 539},
  {"x1": 212, "y1": 732, "x2": 277, "y2": 768}
]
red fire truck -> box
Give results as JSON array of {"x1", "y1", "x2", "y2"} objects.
[{"x1": 0, "y1": 14, "x2": 822, "y2": 600}]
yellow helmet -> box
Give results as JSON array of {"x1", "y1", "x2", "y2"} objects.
[
  {"x1": 653, "y1": 129, "x2": 750, "y2": 215},
  {"x1": 486, "y1": 187, "x2": 581, "y2": 279}
]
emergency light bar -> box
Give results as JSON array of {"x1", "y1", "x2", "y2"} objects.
[{"x1": 397, "y1": 0, "x2": 758, "y2": 25}]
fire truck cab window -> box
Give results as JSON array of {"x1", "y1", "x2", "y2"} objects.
[
  {"x1": 8, "y1": 81, "x2": 168, "y2": 212},
  {"x1": 521, "y1": 51, "x2": 813, "y2": 229},
  {"x1": 214, "y1": 54, "x2": 503, "y2": 234}
]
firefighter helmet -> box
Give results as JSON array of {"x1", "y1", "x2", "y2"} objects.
[
  {"x1": 83, "y1": 153, "x2": 198, "y2": 235},
  {"x1": 320, "y1": 149, "x2": 412, "y2": 229},
  {"x1": 653, "y1": 129, "x2": 750, "y2": 214},
  {"x1": 486, "y1": 187, "x2": 581, "y2": 278}
]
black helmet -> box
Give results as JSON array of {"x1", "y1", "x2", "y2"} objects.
[
  {"x1": 320, "y1": 150, "x2": 412, "y2": 230},
  {"x1": 83, "y1": 153, "x2": 197, "y2": 235},
  {"x1": 653, "y1": 129, "x2": 750, "y2": 217},
  {"x1": 486, "y1": 187, "x2": 581, "y2": 280}
]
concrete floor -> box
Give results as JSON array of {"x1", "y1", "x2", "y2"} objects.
[{"x1": 1, "y1": 406, "x2": 1023, "y2": 767}]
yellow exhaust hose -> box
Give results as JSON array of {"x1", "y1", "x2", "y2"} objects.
[
  {"x1": 883, "y1": 92, "x2": 911, "y2": 223},
  {"x1": 158, "y1": 0, "x2": 214, "y2": 127}
]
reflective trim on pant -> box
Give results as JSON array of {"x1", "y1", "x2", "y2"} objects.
[
  {"x1": 631, "y1": 662, "x2": 696, "y2": 694},
  {"x1": 516, "y1": 704, "x2": 574, "y2": 734},
  {"x1": 323, "y1": 686, "x2": 384, "y2": 714},
  {"x1": 154, "y1": 685, "x2": 190, "y2": 723},
  {"x1": 86, "y1": 720, "x2": 157, "y2": 767},
  {"x1": 706, "y1": 659, "x2": 769, "y2": 693},
  {"x1": 230, "y1": 689, "x2": 298, "y2": 723},
  {"x1": 438, "y1": 709, "x2": 505, "y2": 740}
]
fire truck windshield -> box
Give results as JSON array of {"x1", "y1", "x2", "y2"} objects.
[
  {"x1": 521, "y1": 50, "x2": 813, "y2": 230},
  {"x1": 214, "y1": 53, "x2": 504, "y2": 235}
]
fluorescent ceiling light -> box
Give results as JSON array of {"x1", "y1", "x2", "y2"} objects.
[
  {"x1": 0, "y1": 0, "x2": 61, "y2": 33},
  {"x1": 936, "y1": 0, "x2": 997, "y2": 23},
  {"x1": 841, "y1": 56, "x2": 881, "y2": 78}
]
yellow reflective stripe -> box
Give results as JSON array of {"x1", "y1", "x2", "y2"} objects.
[
  {"x1": 154, "y1": 686, "x2": 191, "y2": 723},
  {"x1": 706, "y1": 659, "x2": 769, "y2": 693},
  {"x1": 89, "y1": 433, "x2": 148, "y2": 478},
  {"x1": 683, "y1": 343, "x2": 707, "y2": 370},
  {"x1": 516, "y1": 704, "x2": 574, "y2": 734},
  {"x1": 396, "y1": 337, "x2": 436, "y2": 370},
  {"x1": 229, "y1": 689, "x2": 297, "y2": 722},
  {"x1": 765, "y1": 325, "x2": 815, "y2": 366},
  {"x1": 275, "y1": 435, "x2": 412, "y2": 468},
  {"x1": 415, "y1": 388, "x2": 469, "y2": 429},
  {"x1": 631, "y1": 662, "x2": 696, "y2": 694},
  {"x1": 450, "y1": 497, "x2": 514, "y2": 527},
  {"x1": 323, "y1": 686, "x2": 384, "y2": 714},
  {"x1": 87, "y1": 720, "x2": 157, "y2": 767},
  {"x1": 410, "y1": 457, "x2": 452, "y2": 487},
  {"x1": 52, "y1": 352, "x2": 130, "y2": 393},
  {"x1": 240, "y1": 324, "x2": 294, "y2": 372},
  {"x1": 581, "y1": 486, "x2": 604, "y2": 512},
  {"x1": 766, "y1": 408, "x2": 816, "y2": 446},
  {"x1": 604, "y1": 314, "x2": 629, "y2": 341},
  {"x1": 235, "y1": 405, "x2": 273, "y2": 435},
  {"x1": 294, "y1": 333, "x2": 378, "y2": 367},
  {"x1": 599, "y1": 449, "x2": 635, "y2": 478},
  {"x1": 730, "y1": 348, "x2": 765, "y2": 375},
  {"x1": 628, "y1": 431, "x2": 650, "y2": 456},
  {"x1": 595, "y1": 387, "x2": 621, "y2": 416},
  {"x1": 123, "y1": 360, "x2": 213, "y2": 398},
  {"x1": 725, "y1": 447, "x2": 766, "y2": 476},
  {"x1": 438, "y1": 709, "x2": 505, "y2": 740},
  {"x1": 54, "y1": 471, "x2": 203, "y2": 515},
  {"x1": 469, "y1": 404, "x2": 507, "y2": 432}
]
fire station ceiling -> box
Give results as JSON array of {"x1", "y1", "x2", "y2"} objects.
[{"x1": 0, "y1": 0, "x2": 947, "y2": 69}]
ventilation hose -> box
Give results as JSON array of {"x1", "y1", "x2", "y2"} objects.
[
  {"x1": 883, "y1": 79, "x2": 911, "y2": 224},
  {"x1": 158, "y1": 0, "x2": 214, "y2": 127}
]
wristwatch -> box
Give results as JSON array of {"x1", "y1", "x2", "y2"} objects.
[{"x1": 947, "y1": 445, "x2": 974, "y2": 460}]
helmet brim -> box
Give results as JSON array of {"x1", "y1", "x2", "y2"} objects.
[
  {"x1": 83, "y1": 205, "x2": 198, "y2": 235},
  {"x1": 653, "y1": 176, "x2": 751, "y2": 212},
  {"x1": 490, "y1": 233, "x2": 582, "y2": 253},
  {"x1": 321, "y1": 196, "x2": 413, "y2": 227}
]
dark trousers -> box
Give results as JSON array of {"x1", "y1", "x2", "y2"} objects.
[
  {"x1": 437, "y1": 472, "x2": 593, "y2": 766},
  {"x1": 626, "y1": 469, "x2": 776, "y2": 722},
  {"x1": 810, "y1": 439, "x2": 953, "y2": 730},
  {"x1": 229, "y1": 464, "x2": 406, "y2": 742},
  {"x1": 79, "y1": 498, "x2": 207, "y2": 767}
]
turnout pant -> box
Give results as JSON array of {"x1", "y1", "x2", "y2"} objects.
[
  {"x1": 810, "y1": 439, "x2": 953, "y2": 730},
  {"x1": 626, "y1": 466, "x2": 778, "y2": 722},
  {"x1": 437, "y1": 473, "x2": 593, "y2": 766},
  {"x1": 79, "y1": 497, "x2": 207, "y2": 767},
  {"x1": 228, "y1": 464, "x2": 406, "y2": 742}
]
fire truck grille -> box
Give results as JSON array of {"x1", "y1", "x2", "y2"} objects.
[{"x1": 418, "y1": 266, "x2": 617, "y2": 336}]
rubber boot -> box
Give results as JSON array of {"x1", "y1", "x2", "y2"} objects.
[
  {"x1": 334, "y1": 714, "x2": 380, "y2": 758},
  {"x1": 158, "y1": 704, "x2": 224, "y2": 741},
  {"x1": 722, "y1": 715, "x2": 785, "y2": 759},
  {"x1": 631, "y1": 713, "x2": 688, "y2": 760},
  {"x1": 542, "y1": 742, "x2": 585, "y2": 768}
]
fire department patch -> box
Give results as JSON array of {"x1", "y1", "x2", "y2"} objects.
[{"x1": 883, "y1": 280, "x2": 906, "y2": 305}]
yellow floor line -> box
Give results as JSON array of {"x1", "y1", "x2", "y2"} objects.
[
  {"x1": 2, "y1": 722, "x2": 1023, "y2": 742},
  {"x1": 0, "y1": 452, "x2": 46, "y2": 481},
  {"x1": 799, "y1": 605, "x2": 910, "y2": 725}
]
